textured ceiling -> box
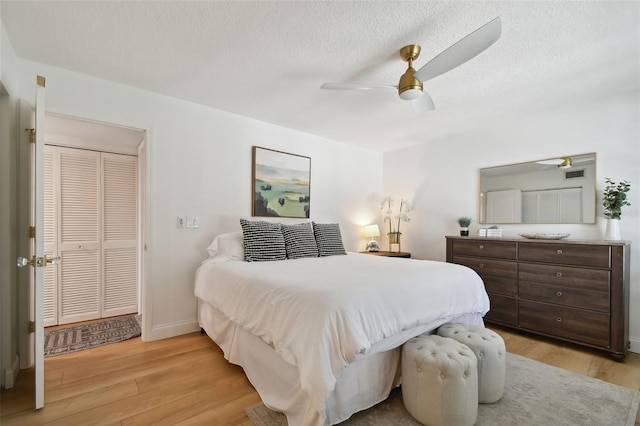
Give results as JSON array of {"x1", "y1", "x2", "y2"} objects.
[{"x1": 2, "y1": 1, "x2": 639, "y2": 152}]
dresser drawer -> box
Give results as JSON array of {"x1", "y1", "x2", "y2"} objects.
[
  {"x1": 452, "y1": 239, "x2": 517, "y2": 260},
  {"x1": 519, "y1": 263, "x2": 610, "y2": 290},
  {"x1": 485, "y1": 294, "x2": 517, "y2": 326},
  {"x1": 518, "y1": 243, "x2": 610, "y2": 268},
  {"x1": 519, "y1": 300, "x2": 610, "y2": 348},
  {"x1": 519, "y1": 282, "x2": 610, "y2": 313},
  {"x1": 453, "y1": 255, "x2": 517, "y2": 296},
  {"x1": 519, "y1": 263, "x2": 610, "y2": 312}
]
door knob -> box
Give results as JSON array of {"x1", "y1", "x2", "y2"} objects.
[
  {"x1": 17, "y1": 256, "x2": 34, "y2": 267},
  {"x1": 17, "y1": 255, "x2": 60, "y2": 268}
]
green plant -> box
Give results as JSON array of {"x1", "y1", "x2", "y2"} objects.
[
  {"x1": 457, "y1": 216, "x2": 472, "y2": 227},
  {"x1": 603, "y1": 178, "x2": 631, "y2": 220}
]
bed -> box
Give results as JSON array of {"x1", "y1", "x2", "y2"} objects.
[{"x1": 194, "y1": 228, "x2": 489, "y2": 425}]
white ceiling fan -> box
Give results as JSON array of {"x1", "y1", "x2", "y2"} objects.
[{"x1": 321, "y1": 17, "x2": 502, "y2": 113}]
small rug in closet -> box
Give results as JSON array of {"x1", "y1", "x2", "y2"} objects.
[{"x1": 44, "y1": 315, "x2": 141, "y2": 357}]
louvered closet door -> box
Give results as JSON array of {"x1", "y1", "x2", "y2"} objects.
[
  {"x1": 58, "y1": 148, "x2": 101, "y2": 325},
  {"x1": 43, "y1": 146, "x2": 57, "y2": 326},
  {"x1": 101, "y1": 153, "x2": 138, "y2": 317}
]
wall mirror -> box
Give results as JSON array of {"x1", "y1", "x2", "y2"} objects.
[{"x1": 479, "y1": 153, "x2": 596, "y2": 224}]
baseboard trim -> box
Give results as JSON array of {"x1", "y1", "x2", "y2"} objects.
[
  {"x1": 144, "y1": 318, "x2": 200, "y2": 342},
  {"x1": 628, "y1": 336, "x2": 640, "y2": 354},
  {"x1": 3, "y1": 354, "x2": 20, "y2": 389}
]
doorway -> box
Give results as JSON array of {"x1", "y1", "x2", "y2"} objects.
[{"x1": 42, "y1": 114, "x2": 146, "y2": 328}]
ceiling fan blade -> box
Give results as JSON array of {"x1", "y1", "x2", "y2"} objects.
[
  {"x1": 321, "y1": 83, "x2": 397, "y2": 91},
  {"x1": 411, "y1": 91, "x2": 435, "y2": 113},
  {"x1": 414, "y1": 16, "x2": 502, "y2": 83}
]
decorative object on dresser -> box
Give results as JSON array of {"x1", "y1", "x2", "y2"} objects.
[
  {"x1": 445, "y1": 236, "x2": 631, "y2": 361},
  {"x1": 379, "y1": 196, "x2": 411, "y2": 252},
  {"x1": 603, "y1": 178, "x2": 631, "y2": 241},
  {"x1": 359, "y1": 251, "x2": 411, "y2": 258},
  {"x1": 458, "y1": 216, "x2": 472, "y2": 236},
  {"x1": 518, "y1": 233, "x2": 570, "y2": 240},
  {"x1": 363, "y1": 224, "x2": 381, "y2": 252}
]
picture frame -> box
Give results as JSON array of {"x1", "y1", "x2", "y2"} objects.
[{"x1": 252, "y1": 146, "x2": 311, "y2": 218}]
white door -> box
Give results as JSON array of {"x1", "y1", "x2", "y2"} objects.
[
  {"x1": 485, "y1": 189, "x2": 522, "y2": 223},
  {"x1": 58, "y1": 147, "x2": 101, "y2": 324},
  {"x1": 43, "y1": 147, "x2": 138, "y2": 325},
  {"x1": 102, "y1": 153, "x2": 138, "y2": 317},
  {"x1": 16, "y1": 76, "x2": 49, "y2": 409},
  {"x1": 33, "y1": 75, "x2": 47, "y2": 409}
]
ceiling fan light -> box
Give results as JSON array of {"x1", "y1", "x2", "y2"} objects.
[
  {"x1": 399, "y1": 67, "x2": 423, "y2": 101},
  {"x1": 399, "y1": 88, "x2": 422, "y2": 101}
]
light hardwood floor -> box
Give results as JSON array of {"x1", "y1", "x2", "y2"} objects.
[{"x1": 2, "y1": 326, "x2": 640, "y2": 425}]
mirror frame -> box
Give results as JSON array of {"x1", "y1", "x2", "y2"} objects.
[{"x1": 479, "y1": 153, "x2": 597, "y2": 225}]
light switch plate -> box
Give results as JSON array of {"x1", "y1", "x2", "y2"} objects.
[{"x1": 177, "y1": 216, "x2": 186, "y2": 228}]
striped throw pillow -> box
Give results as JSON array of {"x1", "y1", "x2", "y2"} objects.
[
  {"x1": 282, "y1": 223, "x2": 319, "y2": 259},
  {"x1": 240, "y1": 219, "x2": 286, "y2": 262},
  {"x1": 312, "y1": 222, "x2": 346, "y2": 257}
]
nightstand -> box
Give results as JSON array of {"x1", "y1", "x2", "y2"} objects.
[{"x1": 360, "y1": 251, "x2": 411, "y2": 258}]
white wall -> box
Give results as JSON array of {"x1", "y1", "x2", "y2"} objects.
[
  {"x1": 0, "y1": 19, "x2": 21, "y2": 388},
  {"x1": 12, "y1": 59, "x2": 383, "y2": 341},
  {"x1": 383, "y1": 91, "x2": 640, "y2": 351}
]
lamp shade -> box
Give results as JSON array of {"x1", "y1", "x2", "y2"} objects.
[{"x1": 364, "y1": 224, "x2": 380, "y2": 238}]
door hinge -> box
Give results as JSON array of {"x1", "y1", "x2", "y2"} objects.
[
  {"x1": 29, "y1": 226, "x2": 36, "y2": 239},
  {"x1": 28, "y1": 321, "x2": 35, "y2": 333},
  {"x1": 26, "y1": 128, "x2": 35, "y2": 144}
]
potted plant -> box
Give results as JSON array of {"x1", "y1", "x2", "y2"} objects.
[
  {"x1": 458, "y1": 217, "x2": 472, "y2": 236},
  {"x1": 380, "y1": 197, "x2": 411, "y2": 251},
  {"x1": 603, "y1": 178, "x2": 631, "y2": 240}
]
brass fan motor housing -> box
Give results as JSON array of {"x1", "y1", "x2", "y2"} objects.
[{"x1": 399, "y1": 44, "x2": 423, "y2": 99}]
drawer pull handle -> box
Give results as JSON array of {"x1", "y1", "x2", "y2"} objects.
[
  {"x1": 556, "y1": 291, "x2": 563, "y2": 297},
  {"x1": 556, "y1": 249, "x2": 563, "y2": 255},
  {"x1": 556, "y1": 272, "x2": 563, "y2": 277},
  {"x1": 479, "y1": 263, "x2": 485, "y2": 268},
  {"x1": 556, "y1": 317, "x2": 562, "y2": 322},
  {"x1": 479, "y1": 245, "x2": 484, "y2": 249}
]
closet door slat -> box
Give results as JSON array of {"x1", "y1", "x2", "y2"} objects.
[
  {"x1": 102, "y1": 153, "x2": 138, "y2": 317},
  {"x1": 43, "y1": 146, "x2": 57, "y2": 326},
  {"x1": 58, "y1": 148, "x2": 101, "y2": 324}
]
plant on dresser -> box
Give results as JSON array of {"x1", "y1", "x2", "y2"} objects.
[{"x1": 445, "y1": 236, "x2": 631, "y2": 361}]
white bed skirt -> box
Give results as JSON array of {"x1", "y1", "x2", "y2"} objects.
[{"x1": 198, "y1": 299, "x2": 484, "y2": 425}]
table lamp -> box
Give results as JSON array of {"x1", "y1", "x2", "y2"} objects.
[{"x1": 364, "y1": 224, "x2": 381, "y2": 252}]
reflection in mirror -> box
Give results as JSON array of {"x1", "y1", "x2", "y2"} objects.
[{"x1": 479, "y1": 153, "x2": 596, "y2": 224}]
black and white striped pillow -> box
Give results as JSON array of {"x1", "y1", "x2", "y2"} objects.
[
  {"x1": 240, "y1": 219, "x2": 286, "y2": 262},
  {"x1": 281, "y1": 223, "x2": 319, "y2": 259},
  {"x1": 312, "y1": 222, "x2": 346, "y2": 257}
]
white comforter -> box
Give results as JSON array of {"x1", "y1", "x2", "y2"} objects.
[{"x1": 194, "y1": 253, "x2": 489, "y2": 414}]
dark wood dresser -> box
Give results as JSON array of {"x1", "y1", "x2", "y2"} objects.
[{"x1": 445, "y1": 236, "x2": 631, "y2": 360}]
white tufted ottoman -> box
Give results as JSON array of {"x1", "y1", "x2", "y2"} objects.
[
  {"x1": 401, "y1": 334, "x2": 478, "y2": 426},
  {"x1": 437, "y1": 323, "x2": 506, "y2": 403}
]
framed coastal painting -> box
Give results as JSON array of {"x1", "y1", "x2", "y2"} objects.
[{"x1": 252, "y1": 146, "x2": 311, "y2": 218}]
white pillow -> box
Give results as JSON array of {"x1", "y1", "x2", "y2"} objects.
[{"x1": 206, "y1": 231, "x2": 244, "y2": 260}]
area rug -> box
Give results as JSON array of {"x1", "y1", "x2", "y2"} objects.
[
  {"x1": 44, "y1": 315, "x2": 141, "y2": 357},
  {"x1": 246, "y1": 353, "x2": 640, "y2": 426}
]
